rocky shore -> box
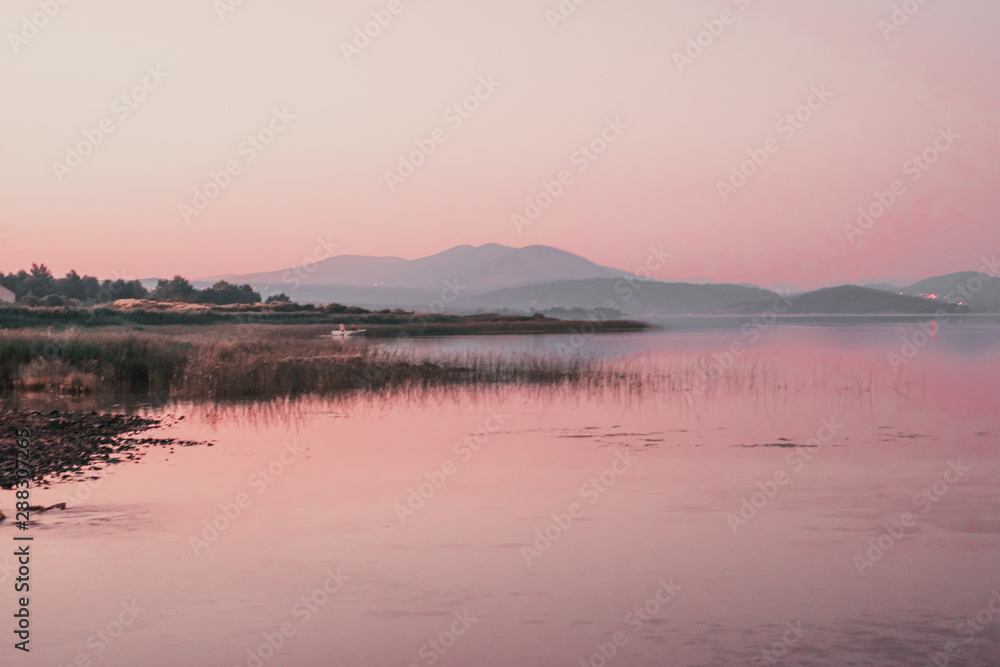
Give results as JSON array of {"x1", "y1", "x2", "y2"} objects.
[{"x1": 0, "y1": 409, "x2": 209, "y2": 495}]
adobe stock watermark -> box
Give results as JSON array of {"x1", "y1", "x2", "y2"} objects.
[
  {"x1": 59, "y1": 475, "x2": 104, "y2": 507},
  {"x1": 213, "y1": 0, "x2": 249, "y2": 21},
  {"x1": 56, "y1": 601, "x2": 144, "y2": 667},
  {"x1": 8, "y1": 0, "x2": 73, "y2": 54},
  {"x1": 844, "y1": 126, "x2": 959, "y2": 243},
  {"x1": 407, "y1": 610, "x2": 477, "y2": 667},
  {"x1": 888, "y1": 319, "x2": 942, "y2": 373},
  {"x1": 340, "y1": 0, "x2": 417, "y2": 63},
  {"x1": 188, "y1": 439, "x2": 305, "y2": 556},
  {"x1": 672, "y1": 0, "x2": 752, "y2": 73},
  {"x1": 110, "y1": 266, "x2": 137, "y2": 282},
  {"x1": 717, "y1": 85, "x2": 834, "y2": 202},
  {"x1": 521, "y1": 449, "x2": 638, "y2": 566},
  {"x1": 346, "y1": 277, "x2": 471, "y2": 392},
  {"x1": 606, "y1": 245, "x2": 672, "y2": 303},
  {"x1": 577, "y1": 578, "x2": 682, "y2": 667},
  {"x1": 887, "y1": 255, "x2": 998, "y2": 372},
  {"x1": 928, "y1": 589, "x2": 1000, "y2": 666},
  {"x1": 725, "y1": 416, "x2": 843, "y2": 534},
  {"x1": 52, "y1": 66, "x2": 169, "y2": 182},
  {"x1": 853, "y1": 459, "x2": 970, "y2": 576},
  {"x1": 281, "y1": 235, "x2": 342, "y2": 291},
  {"x1": 384, "y1": 75, "x2": 501, "y2": 192},
  {"x1": 878, "y1": 0, "x2": 933, "y2": 40},
  {"x1": 684, "y1": 289, "x2": 796, "y2": 403},
  {"x1": 428, "y1": 278, "x2": 466, "y2": 312},
  {"x1": 393, "y1": 407, "x2": 510, "y2": 524},
  {"x1": 750, "y1": 621, "x2": 807, "y2": 667},
  {"x1": 554, "y1": 245, "x2": 671, "y2": 357},
  {"x1": 235, "y1": 567, "x2": 350, "y2": 667},
  {"x1": 511, "y1": 117, "x2": 627, "y2": 233},
  {"x1": 179, "y1": 107, "x2": 295, "y2": 223},
  {"x1": 545, "y1": 0, "x2": 590, "y2": 31}
]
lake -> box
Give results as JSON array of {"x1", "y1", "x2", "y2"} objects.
[{"x1": 5, "y1": 323, "x2": 1000, "y2": 666}]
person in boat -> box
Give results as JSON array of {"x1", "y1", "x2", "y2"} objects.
[
  {"x1": 339, "y1": 324, "x2": 346, "y2": 333},
  {"x1": 351, "y1": 323, "x2": 357, "y2": 331}
]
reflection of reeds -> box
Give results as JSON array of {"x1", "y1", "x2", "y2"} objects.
[{"x1": 180, "y1": 341, "x2": 616, "y2": 400}]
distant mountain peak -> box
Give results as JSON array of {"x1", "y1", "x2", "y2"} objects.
[{"x1": 215, "y1": 243, "x2": 625, "y2": 293}]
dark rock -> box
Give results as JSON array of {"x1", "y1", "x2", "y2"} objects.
[{"x1": 1, "y1": 410, "x2": 211, "y2": 489}]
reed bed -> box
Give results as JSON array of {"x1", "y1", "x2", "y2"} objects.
[
  {"x1": 0, "y1": 329, "x2": 188, "y2": 394},
  {"x1": 0, "y1": 328, "x2": 638, "y2": 401},
  {"x1": 0, "y1": 327, "x2": 884, "y2": 404}
]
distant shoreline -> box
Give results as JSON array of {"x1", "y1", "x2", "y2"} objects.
[
  {"x1": 0, "y1": 304, "x2": 650, "y2": 336},
  {"x1": 646, "y1": 313, "x2": 1000, "y2": 329}
]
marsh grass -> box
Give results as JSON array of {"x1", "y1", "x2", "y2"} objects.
[
  {"x1": 0, "y1": 327, "x2": 635, "y2": 401},
  {"x1": 0, "y1": 329, "x2": 189, "y2": 394},
  {"x1": 0, "y1": 327, "x2": 881, "y2": 404}
]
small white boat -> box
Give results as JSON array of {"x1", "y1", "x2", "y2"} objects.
[{"x1": 330, "y1": 328, "x2": 366, "y2": 337}]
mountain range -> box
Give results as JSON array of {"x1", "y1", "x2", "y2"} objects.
[{"x1": 194, "y1": 244, "x2": 999, "y2": 317}]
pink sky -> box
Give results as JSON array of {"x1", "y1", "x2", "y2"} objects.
[{"x1": 2, "y1": 0, "x2": 998, "y2": 288}]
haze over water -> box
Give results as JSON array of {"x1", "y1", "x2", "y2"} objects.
[
  {"x1": 5, "y1": 325, "x2": 1000, "y2": 666},
  {"x1": 4, "y1": 0, "x2": 1000, "y2": 665}
]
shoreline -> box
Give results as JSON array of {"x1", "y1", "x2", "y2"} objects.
[
  {"x1": 0, "y1": 410, "x2": 207, "y2": 491},
  {"x1": 0, "y1": 304, "x2": 651, "y2": 334}
]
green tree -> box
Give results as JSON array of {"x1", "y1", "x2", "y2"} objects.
[
  {"x1": 24, "y1": 263, "x2": 55, "y2": 297},
  {"x1": 154, "y1": 276, "x2": 197, "y2": 302},
  {"x1": 60, "y1": 270, "x2": 86, "y2": 300},
  {"x1": 199, "y1": 281, "x2": 261, "y2": 304},
  {"x1": 101, "y1": 279, "x2": 148, "y2": 302}
]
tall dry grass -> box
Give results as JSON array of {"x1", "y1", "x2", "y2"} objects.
[
  {"x1": 0, "y1": 328, "x2": 188, "y2": 394},
  {"x1": 0, "y1": 327, "x2": 637, "y2": 401},
  {"x1": 2, "y1": 325, "x2": 888, "y2": 406}
]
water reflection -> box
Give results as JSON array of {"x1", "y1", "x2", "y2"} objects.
[
  {"x1": 140, "y1": 333, "x2": 1000, "y2": 429},
  {"x1": 2, "y1": 326, "x2": 999, "y2": 666}
]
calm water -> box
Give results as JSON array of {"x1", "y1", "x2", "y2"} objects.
[{"x1": 4, "y1": 325, "x2": 1000, "y2": 666}]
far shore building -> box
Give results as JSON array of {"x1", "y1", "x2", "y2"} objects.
[{"x1": 0, "y1": 286, "x2": 14, "y2": 304}]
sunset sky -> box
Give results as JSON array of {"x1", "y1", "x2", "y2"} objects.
[{"x1": 3, "y1": 0, "x2": 998, "y2": 288}]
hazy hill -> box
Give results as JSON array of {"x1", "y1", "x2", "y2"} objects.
[
  {"x1": 864, "y1": 282, "x2": 902, "y2": 293},
  {"x1": 721, "y1": 285, "x2": 966, "y2": 315},
  {"x1": 219, "y1": 255, "x2": 409, "y2": 288},
  {"x1": 221, "y1": 244, "x2": 625, "y2": 293},
  {"x1": 901, "y1": 271, "x2": 1000, "y2": 311},
  {"x1": 460, "y1": 279, "x2": 780, "y2": 316}
]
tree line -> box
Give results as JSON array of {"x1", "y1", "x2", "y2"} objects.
[{"x1": 0, "y1": 264, "x2": 281, "y2": 306}]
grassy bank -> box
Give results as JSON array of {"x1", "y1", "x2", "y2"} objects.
[
  {"x1": 0, "y1": 303, "x2": 650, "y2": 335},
  {"x1": 0, "y1": 326, "x2": 628, "y2": 401}
]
